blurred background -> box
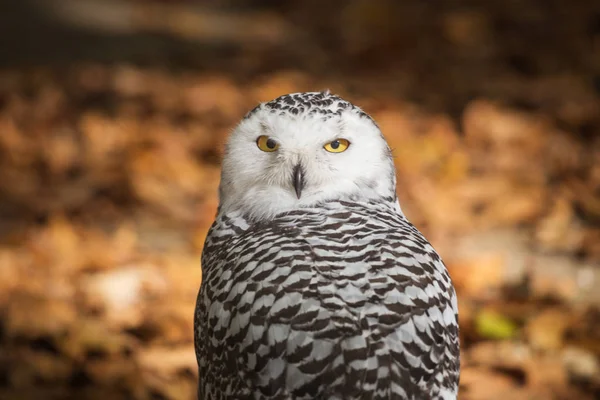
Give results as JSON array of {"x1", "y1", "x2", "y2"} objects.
[{"x1": 0, "y1": 0, "x2": 599, "y2": 399}]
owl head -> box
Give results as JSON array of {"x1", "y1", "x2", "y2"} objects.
[{"x1": 218, "y1": 91, "x2": 398, "y2": 220}]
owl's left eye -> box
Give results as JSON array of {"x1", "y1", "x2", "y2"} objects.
[{"x1": 323, "y1": 139, "x2": 350, "y2": 153}]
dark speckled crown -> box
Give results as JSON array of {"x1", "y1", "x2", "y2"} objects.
[{"x1": 244, "y1": 91, "x2": 377, "y2": 126}]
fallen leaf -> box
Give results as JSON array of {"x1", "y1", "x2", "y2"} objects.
[
  {"x1": 525, "y1": 308, "x2": 571, "y2": 351},
  {"x1": 475, "y1": 309, "x2": 519, "y2": 340}
]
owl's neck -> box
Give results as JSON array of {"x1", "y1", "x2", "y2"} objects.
[{"x1": 217, "y1": 190, "x2": 402, "y2": 225}]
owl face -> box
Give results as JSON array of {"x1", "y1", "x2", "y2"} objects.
[{"x1": 218, "y1": 92, "x2": 397, "y2": 220}]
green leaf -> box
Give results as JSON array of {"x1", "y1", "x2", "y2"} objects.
[{"x1": 475, "y1": 310, "x2": 518, "y2": 340}]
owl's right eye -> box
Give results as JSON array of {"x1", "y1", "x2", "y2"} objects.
[{"x1": 256, "y1": 135, "x2": 279, "y2": 152}]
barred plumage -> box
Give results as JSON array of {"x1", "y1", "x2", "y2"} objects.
[{"x1": 194, "y1": 92, "x2": 460, "y2": 399}]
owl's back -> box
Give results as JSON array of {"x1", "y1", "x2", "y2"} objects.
[{"x1": 194, "y1": 199, "x2": 459, "y2": 400}]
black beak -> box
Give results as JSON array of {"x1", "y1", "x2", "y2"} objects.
[{"x1": 292, "y1": 164, "x2": 305, "y2": 199}]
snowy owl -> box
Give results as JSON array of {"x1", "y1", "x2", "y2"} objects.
[{"x1": 194, "y1": 91, "x2": 460, "y2": 400}]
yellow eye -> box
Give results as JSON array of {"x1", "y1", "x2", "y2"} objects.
[
  {"x1": 256, "y1": 135, "x2": 279, "y2": 152},
  {"x1": 323, "y1": 139, "x2": 350, "y2": 153}
]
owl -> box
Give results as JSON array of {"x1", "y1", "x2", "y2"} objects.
[{"x1": 194, "y1": 91, "x2": 460, "y2": 399}]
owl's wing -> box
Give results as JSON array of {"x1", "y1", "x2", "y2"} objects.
[
  {"x1": 367, "y1": 219, "x2": 460, "y2": 398},
  {"x1": 374, "y1": 252, "x2": 460, "y2": 398}
]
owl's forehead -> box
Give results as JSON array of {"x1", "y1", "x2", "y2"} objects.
[{"x1": 239, "y1": 92, "x2": 378, "y2": 141}]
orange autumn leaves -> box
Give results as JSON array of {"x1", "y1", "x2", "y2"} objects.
[{"x1": 0, "y1": 67, "x2": 598, "y2": 399}]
